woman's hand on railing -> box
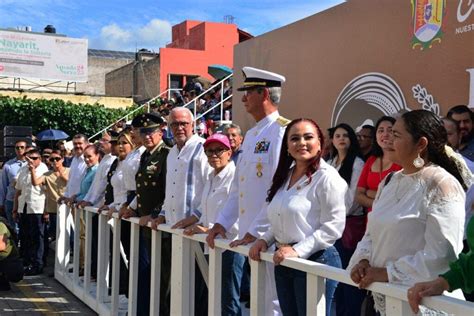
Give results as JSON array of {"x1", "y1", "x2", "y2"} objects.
[
  {"x1": 357, "y1": 267, "x2": 388, "y2": 289},
  {"x1": 97, "y1": 205, "x2": 108, "y2": 214},
  {"x1": 172, "y1": 215, "x2": 198, "y2": 229},
  {"x1": 119, "y1": 206, "x2": 136, "y2": 219},
  {"x1": 139, "y1": 215, "x2": 152, "y2": 227},
  {"x1": 229, "y1": 233, "x2": 256, "y2": 248},
  {"x1": 206, "y1": 223, "x2": 227, "y2": 249},
  {"x1": 407, "y1": 277, "x2": 450, "y2": 314},
  {"x1": 273, "y1": 246, "x2": 299, "y2": 265},
  {"x1": 150, "y1": 215, "x2": 166, "y2": 230},
  {"x1": 350, "y1": 259, "x2": 371, "y2": 284},
  {"x1": 249, "y1": 239, "x2": 268, "y2": 262},
  {"x1": 183, "y1": 224, "x2": 208, "y2": 236}
]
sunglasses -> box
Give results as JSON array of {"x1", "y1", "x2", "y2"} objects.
[
  {"x1": 204, "y1": 148, "x2": 227, "y2": 157},
  {"x1": 49, "y1": 157, "x2": 62, "y2": 162},
  {"x1": 15, "y1": 146, "x2": 25, "y2": 149},
  {"x1": 28, "y1": 156, "x2": 40, "y2": 160}
]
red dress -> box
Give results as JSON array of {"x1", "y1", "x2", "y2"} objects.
[{"x1": 357, "y1": 155, "x2": 402, "y2": 212}]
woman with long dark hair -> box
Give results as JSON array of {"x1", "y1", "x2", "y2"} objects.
[
  {"x1": 249, "y1": 118, "x2": 346, "y2": 316},
  {"x1": 355, "y1": 116, "x2": 401, "y2": 212},
  {"x1": 327, "y1": 123, "x2": 366, "y2": 316},
  {"x1": 349, "y1": 110, "x2": 468, "y2": 315}
]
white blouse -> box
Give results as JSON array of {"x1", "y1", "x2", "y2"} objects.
[
  {"x1": 193, "y1": 162, "x2": 238, "y2": 238},
  {"x1": 327, "y1": 156, "x2": 364, "y2": 216},
  {"x1": 347, "y1": 165, "x2": 465, "y2": 314},
  {"x1": 123, "y1": 146, "x2": 146, "y2": 192},
  {"x1": 109, "y1": 160, "x2": 128, "y2": 210},
  {"x1": 261, "y1": 160, "x2": 348, "y2": 259}
]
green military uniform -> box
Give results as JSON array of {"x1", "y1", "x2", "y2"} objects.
[{"x1": 135, "y1": 141, "x2": 169, "y2": 218}]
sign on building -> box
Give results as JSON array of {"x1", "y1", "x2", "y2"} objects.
[{"x1": 0, "y1": 30, "x2": 88, "y2": 82}]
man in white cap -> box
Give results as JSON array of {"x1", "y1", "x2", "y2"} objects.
[{"x1": 207, "y1": 66, "x2": 290, "y2": 315}]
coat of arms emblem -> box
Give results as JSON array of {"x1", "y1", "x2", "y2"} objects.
[{"x1": 411, "y1": 0, "x2": 446, "y2": 50}]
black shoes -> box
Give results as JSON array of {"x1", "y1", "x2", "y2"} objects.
[{"x1": 24, "y1": 266, "x2": 43, "y2": 276}]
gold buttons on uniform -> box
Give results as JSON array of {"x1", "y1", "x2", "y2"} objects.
[
  {"x1": 138, "y1": 203, "x2": 142, "y2": 208},
  {"x1": 144, "y1": 181, "x2": 148, "y2": 186},
  {"x1": 152, "y1": 182, "x2": 156, "y2": 186},
  {"x1": 137, "y1": 184, "x2": 141, "y2": 188},
  {"x1": 138, "y1": 173, "x2": 142, "y2": 177}
]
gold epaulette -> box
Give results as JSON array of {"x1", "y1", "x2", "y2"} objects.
[{"x1": 276, "y1": 116, "x2": 291, "y2": 126}]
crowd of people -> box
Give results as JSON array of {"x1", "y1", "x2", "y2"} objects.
[{"x1": 1, "y1": 66, "x2": 473, "y2": 316}]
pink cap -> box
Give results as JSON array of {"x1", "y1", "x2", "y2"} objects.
[{"x1": 203, "y1": 133, "x2": 231, "y2": 149}]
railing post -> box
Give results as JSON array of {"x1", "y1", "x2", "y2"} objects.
[
  {"x1": 193, "y1": 99, "x2": 197, "y2": 133},
  {"x1": 128, "y1": 222, "x2": 140, "y2": 316},
  {"x1": 55, "y1": 203, "x2": 70, "y2": 277},
  {"x1": 385, "y1": 296, "x2": 412, "y2": 316},
  {"x1": 150, "y1": 229, "x2": 162, "y2": 316},
  {"x1": 170, "y1": 233, "x2": 192, "y2": 315},
  {"x1": 220, "y1": 80, "x2": 224, "y2": 121},
  {"x1": 83, "y1": 210, "x2": 93, "y2": 293},
  {"x1": 208, "y1": 246, "x2": 223, "y2": 315},
  {"x1": 97, "y1": 212, "x2": 110, "y2": 303},
  {"x1": 110, "y1": 217, "x2": 122, "y2": 315},
  {"x1": 250, "y1": 258, "x2": 266, "y2": 316},
  {"x1": 307, "y1": 274, "x2": 326, "y2": 315},
  {"x1": 72, "y1": 205, "x2": 81, "y2": 284}
]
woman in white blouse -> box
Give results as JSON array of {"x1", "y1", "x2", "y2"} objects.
[
  {"x1": 249, "y1": 118, "x2": 347, "y2": 316},
  {"x1": 98, "y1": 131, "x2": 135, "y2": 215},
  {"x1": 179, "y1": 133, "x2": 243, "y2": 316},
  {"x1": 348, "y1": 110, "x2": 468, "y2": 315}
]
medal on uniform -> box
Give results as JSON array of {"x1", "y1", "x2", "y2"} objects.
[{"x1": 256, "y1": 162, "x2": 263, "y2": 177}]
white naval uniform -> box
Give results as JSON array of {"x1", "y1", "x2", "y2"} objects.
[
  {"x1": 216, "y1": 110, "x2": 287, "y2": 316},
  {"x1": 161, "y1": 134, "x2": 210, "y2": 225}
]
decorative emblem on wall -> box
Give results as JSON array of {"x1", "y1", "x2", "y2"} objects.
[
  {"x1": 332, "y1": 72, "x2": 408, "y2": 128},
  {"x1": 411, "y1": 0, "x2": 446, "y2": 50},
  {"x1": 411, "y1": 84, "x2": 440, "y2": 114}
]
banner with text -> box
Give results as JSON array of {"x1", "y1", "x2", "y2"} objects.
[{"x1": 0, "y1": 30, "x2": 88, "y2": 82}]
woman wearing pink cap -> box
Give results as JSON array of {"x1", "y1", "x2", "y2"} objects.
[{"x1": 176, "y1": 133, "x2": 244, "y2": 315}]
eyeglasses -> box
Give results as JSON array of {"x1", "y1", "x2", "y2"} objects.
[
  {"x1": 49, "y1": 157, "x2": 62, "y2": 162},
  {"x1": 15, "y1": 146, "x2": 25, "y2": 149},
  {"x1": 28, "y1": 156, "x2": 40, "y2": 160},
  {"x1": 170, "y1": 121, "x2": 191, "y2": 129},
  {"x1": 204, "y1": 148, "x2": 227, "y2": 157}
]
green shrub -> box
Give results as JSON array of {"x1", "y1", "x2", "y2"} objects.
[{"x1": 0, "y1": 95, "x2": 133, "y2": 139}]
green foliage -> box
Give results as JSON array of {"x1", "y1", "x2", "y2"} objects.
[{"x1": 0, "y1": 95, "x2": 132, "y2": 138}]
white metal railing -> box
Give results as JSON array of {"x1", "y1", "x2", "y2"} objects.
[
  {"x1": 182, "y1": 73, "x2": 233, "y2": 130},
  {"x1": 88, "y1": 88, "x2": 182, "y2": 141},
  {"x1": 55, "y1": 204, "x2": 474, "y2": 316}
]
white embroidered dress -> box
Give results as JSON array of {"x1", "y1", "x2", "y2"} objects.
[{"x1": 347, "y1": 165, "x2": 465, "y2": 315}]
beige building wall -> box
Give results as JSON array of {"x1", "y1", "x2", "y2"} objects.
[
  {"x1": 105, "y1": 57, "x2": 161, "y2": 103},
  {"x1": 233, "y1": 0, "x2": 474, "y2": 132},
  {"x1": 77, "y1": 56, "x2": 134, "y2": 95}
]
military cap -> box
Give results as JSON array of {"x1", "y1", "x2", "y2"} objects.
[
  {"x1": 131, "y1": 114, "x2": 146, "y2": 128},
  {"x1": 237, "y1": 66, "x2": 286, "y2": 91},
  {"x1": 139, "y1": 112, "x2": 166, "y2": 133}
]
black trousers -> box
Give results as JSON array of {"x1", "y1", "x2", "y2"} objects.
[{"x1": 20, "y1": 206, "x2": 44, "y2": 269}]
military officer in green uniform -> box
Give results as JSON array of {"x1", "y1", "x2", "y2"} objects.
[{"x1": 121, "y1": 112, "x2": 170, "y2": 316}]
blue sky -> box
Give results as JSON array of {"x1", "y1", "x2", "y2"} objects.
[{"x1": 0, "y1": 0, "x2": 344, "y2": 52}]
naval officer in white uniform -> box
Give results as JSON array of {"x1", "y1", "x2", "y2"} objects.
[{"x1": 207, "y1": 66, "x2": 289, "y2": 315}]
